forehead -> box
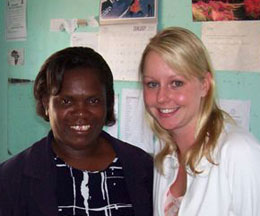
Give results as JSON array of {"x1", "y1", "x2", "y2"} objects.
[
  {"x1": 143, "y1": 51, "x2": 194, "y2": 81},
  {"x1": 143, "y1": 51, "x2": 179, "y2": 78},
  {"x1": 60, "y1": 67, "x2": 105, "y2": 94}
]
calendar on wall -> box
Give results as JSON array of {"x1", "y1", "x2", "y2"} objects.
[{"x1": 98, "y1": 23, "x2": 157, "y2": 81}]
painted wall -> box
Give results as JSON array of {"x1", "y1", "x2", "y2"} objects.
[
  {"x1": 1, "y1": 0, "x2": 260, "y2": 162},
  {"x1": 0, "y1": 2, "x2": 8, "y2": 162}
]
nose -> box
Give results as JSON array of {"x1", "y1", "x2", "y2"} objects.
[
  {"x1": 73, "y1": 102, "x2": 89, "y2": 117},
  {"x1": 157, "y1": 86, "x2": 170, "y2": 104}
]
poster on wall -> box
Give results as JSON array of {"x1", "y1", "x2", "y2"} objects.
[
  {"x1": 192, "y1": 0, "x2": 260, "y2": 21},
  {"x1": 99, "y1": 0, "x2": 157, "y2": 25},
  {"x1": 5, "y1": 0, "x2": 27, "y2": 41}
]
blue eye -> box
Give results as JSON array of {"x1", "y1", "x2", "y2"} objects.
[
  {"x1": 147, "y1": 81, "x2": 159, "y2": 88},
  {"x1": 171, "y1": 80, "x2": 183, "y2": 88}
]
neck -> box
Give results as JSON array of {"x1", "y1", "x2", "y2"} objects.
[
  {"x1": 52, "y1": 138, "x2": 101, "y2": 161},
  {"x1": 52, "y1": 137, "x2": 116, "y2": 171},
  {"x1": 170, "y1": 125, "x2": 196, "y2": 157}
]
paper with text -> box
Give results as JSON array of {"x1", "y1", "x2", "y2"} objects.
[
  {"x1": 98, "y1": 23, "x2": 157, "y2": 81},
  {"x1": 219, "y1": 99, "x2": 251, "y2": 130},
  {"x1": 5, "y1": 0, "x2": 27, "y2": 41},
  {"x1": 202, "y1": 22, "x2": 260, "y2": 72},
  {"x1": 120, "y1": 88, "x2": 154, "y2": 153}
]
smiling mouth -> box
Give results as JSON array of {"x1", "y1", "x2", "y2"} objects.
[
  {"x1": 159, "y1": 108, "x2": 178, "y2": 114},
  {"x1": 70, "y1": 125, "x2": 90, "y2": 131}
]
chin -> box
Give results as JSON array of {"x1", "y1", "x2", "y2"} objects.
[{"x1": 156, "y1": 120, "x2": 175, "y2": 129}]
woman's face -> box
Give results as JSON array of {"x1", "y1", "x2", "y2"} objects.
[
  {"x1": 142, "y1": 51, "x2": 210, "y2": 136},
  {"x1": 45, "y1": 67, "x2": 107, "y2": 151}
]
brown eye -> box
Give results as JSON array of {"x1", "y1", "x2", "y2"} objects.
[
  {"x1": 61, "y1": 98, "x2": 71, "y2": 105},
  {"x1": 89, "y1": 97, "x2": 100, "y2": 105}
]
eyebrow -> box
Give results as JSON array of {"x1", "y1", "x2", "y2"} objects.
[{"x1": 143, "y1": 74, "x2": 183, "y2": 79}]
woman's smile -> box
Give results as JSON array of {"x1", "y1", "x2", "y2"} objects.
[
  {"x1": 46, "y1": 67, "x2": 107, "y2": 151},
  {"x1": 70, "y1": 124, "x2": 91, "y2": 132},
  {"x1": 143, "y1": 51, "x2": 209, "y2": 135}
]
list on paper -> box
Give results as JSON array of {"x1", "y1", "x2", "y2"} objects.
[
  {"x1": 5, "y1": 0, "x2": 27, "y2": 41},
  {"x1": 120, "y1": 88, "x2": 154, "y2": 154}
]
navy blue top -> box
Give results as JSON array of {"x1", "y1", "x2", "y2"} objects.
[
  {"x1": 55, "y1": 155, "x2": 134, "y2": 216},
  {"x1": 0, "y1": 130, "x2": 153, "y2": 216}
]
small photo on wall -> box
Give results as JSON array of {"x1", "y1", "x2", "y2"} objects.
[
  {"x1": 8, "y1": 48, "x2": 24, "y2": 66},
  {"x1": 99, "y1": 0, "x2": 157, "y2": 25}
]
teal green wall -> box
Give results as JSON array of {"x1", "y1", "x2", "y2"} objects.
[
  {"x1": 0, "y1": 2, "x2": 8, "y2": 161},
  {"x1": 1, "y1": 1, "x2": 260, "y2": 162}
]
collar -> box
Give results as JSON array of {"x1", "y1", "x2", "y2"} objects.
[
  {"x1": 22, "y1": 131, "x2": 58, "y2": 216},
  {"x1": 23, "y1": 131, "x2": 55, "y2": 178}
]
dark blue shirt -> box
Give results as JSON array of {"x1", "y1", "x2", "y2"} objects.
[{"x1": 55, "y1": 156, "x2": 134, "y2": 216}]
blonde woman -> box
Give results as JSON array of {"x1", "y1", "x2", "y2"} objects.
[{"x1": 139, "y1": 27, "x2": 260, "y2": 216}]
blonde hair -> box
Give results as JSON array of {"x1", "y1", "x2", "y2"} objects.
[{"x1": 139, "y1": 27, "x2": 226, "y2": 174}]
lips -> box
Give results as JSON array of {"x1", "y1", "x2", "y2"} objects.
[
  {"x1": 70, "y1": 125, "x2": 90, "y2": 132},
  {"x1": 159, "y1": 108, "x2": 178, "y2": 114}
]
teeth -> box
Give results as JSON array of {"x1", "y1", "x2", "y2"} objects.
[
  {"x1": 159, "y1": 108, "x2": 176, "y2": 114},
  {"x1": 70, "y1": 125, "x2": 90, "y2": 131}
]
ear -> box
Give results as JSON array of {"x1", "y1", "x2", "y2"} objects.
[
  {"x1": 201, "y1": 72, "x2": 212, "y2": 97},
  {"x1": 42, "y1": 95, "x2": 50, "y2": 116}
]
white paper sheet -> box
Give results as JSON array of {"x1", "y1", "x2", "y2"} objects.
[
  {"x1": 105, "y1": 94, "x2": 119, "y2": 138},
  {"x1": 120, "y1": 88, "x2": 154, "y2": 153},
  {"x1": 50, "y1": 19, "x2": 78, "y2": 34},
  {"x1": 85, "y1": 16, "x2": 99, "y2": 27},
  {"x1": 202, "y1": 22, "x2": 260, "y2": 72},
  {"x1": 5, "y1": 0, "x2": 27, "y2": 41},
  {"x1": 219, "y1": 99, "x2": 251, "y2": 130},
  {"x1": 98, "y1": 23, "x2": 157, "y2": 81},
  {"x1": 70, "y1": 32, "x2": 99, "y2": 51}
]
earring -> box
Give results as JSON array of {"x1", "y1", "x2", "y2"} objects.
[{"x1": 45, "y1": 109, "x2": 48, "y2": 116}]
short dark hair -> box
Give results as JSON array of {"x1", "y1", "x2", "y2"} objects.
[{"x1": 34, "y1": 47, "x2": 115, "y2": 126}]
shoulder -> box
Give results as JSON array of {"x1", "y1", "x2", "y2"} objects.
[
  {"x1": 0, "y1": 148, "x2": 31, "y2": 180},
  {"x1": 217, "y1": 122, "x2": 260, "y2": 167},
  {"x1": 219, "y1": 123, "x2": 260, "y2": 152},
  {"x1": 117, "y1": 140, "x2": 153, "y2": 160},
  {"x1": 102, "y1": 131, "x2": 152, "y2": 157},
  {"x1": 102, "y1": 131, "x2": 153, "y2": 166},
  {"x1": 0, "y1": 136, "x2": 48, "y2": 180}
]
